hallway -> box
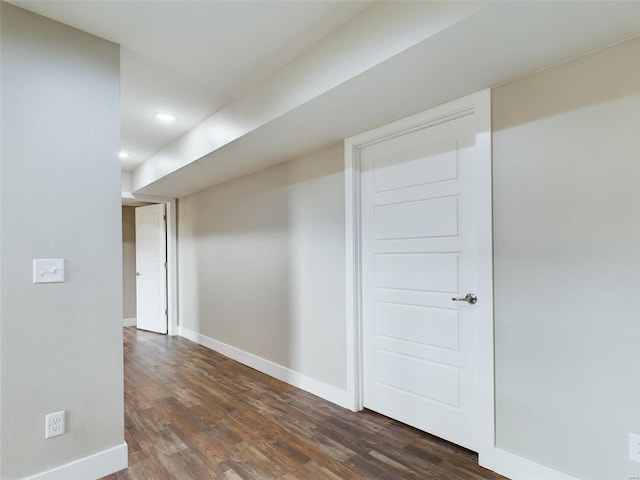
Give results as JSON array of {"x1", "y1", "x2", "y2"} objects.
[{"x1": 102, "y1": 328, "x2": 506, "y2": 479}]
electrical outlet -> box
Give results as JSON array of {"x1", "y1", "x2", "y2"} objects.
[
  {"x1": 630, "y1": 433, "x2": 640, "y2": 463},
  {"x1": 45, "y1": 411, "x2": 65, "y2": 439}
]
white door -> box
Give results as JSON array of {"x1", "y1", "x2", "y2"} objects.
[
  {"x1": 360, "y1": 105, "x2": 489, "y2": 451},
  {"x1": 135, "y1": 203, "x2": 167, "y2": 334}
]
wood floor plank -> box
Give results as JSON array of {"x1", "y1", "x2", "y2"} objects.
[{"x1": 101, "y1": 328, "x2": 509, "y2": 480}]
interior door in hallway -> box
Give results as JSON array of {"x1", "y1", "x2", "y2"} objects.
[
  {"x1": 135, "y1": 203, "x2": 167, "y2": 334},
  {"x1": 361, "y1": 109, "x2": 488, "y2": 452}
]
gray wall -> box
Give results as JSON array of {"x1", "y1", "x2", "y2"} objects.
[
  {"x1": 493, "y1": 37, "x2": 640, "y2": 479},
  {"x1": 122, "y1": 206, "x2": 137, "y2": 319},
  {"x1": 178, "y1": 144, "x2": 346, "y2": 389},
  {"x1": 0, "y1": 4, "x2": 125, "y2": 478}
]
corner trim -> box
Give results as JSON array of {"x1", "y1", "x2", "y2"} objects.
[
  {"x1": 493, "y1": 448, "x2": 581, "y2": 480},
  {"x1": 179, "y1": 327, "x2": 351, "y2": 409},
  {"x1": 24, "y1": 442, "x2": 128, "y2": 480}
]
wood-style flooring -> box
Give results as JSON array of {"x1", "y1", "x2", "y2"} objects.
[{"x1": 101, "y1": 327, "x2": 508, "y2": 480}]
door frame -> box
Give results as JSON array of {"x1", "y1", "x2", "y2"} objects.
[
  {"x1": 126, "y1": 194, "x2": 178, "y2": 336},
  {"x1": 344, "y1": 89, "x2": 494, "y2": 468}
]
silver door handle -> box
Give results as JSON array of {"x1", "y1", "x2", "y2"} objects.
[
  {"x1": 451, "y1": 293, "x2": 477, "y2": 304},
  {"x1": 136, "y1": 272, "x2": 141, "y2": 276}
]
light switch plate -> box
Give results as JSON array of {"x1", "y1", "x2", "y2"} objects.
[{"x1": 33, "y1": 259, "x2": 64, "y2": 284}]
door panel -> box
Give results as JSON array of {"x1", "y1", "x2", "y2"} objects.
[
  {"x1": 375, "y1": 253, "x2": 459, "y2": 292},
  {"x1": 374, "y1": 196, "x2": 458, "y2": 239},
  {"x1": 372, "y1": 139, "x2": 459, "y2": 192},
  {"x1": 135, "y1": 203, "x2": 167, "y2": 334},
  {"x1": 375, "y1": 350, "x2": 460, "y2": 407},
  {"x1": 375, "y1": 302, "x2": 460, "y2": 350},
  {"x1": 362, "y1": 113, "x2": 480, "y2": 451}
]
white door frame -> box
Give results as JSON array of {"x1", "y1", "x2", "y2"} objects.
[
  {"x1": 127, "y1": 194, "x2": 179, "y2": 337},
  {"x1": 344, "y1": 89, "x2": 495, "y2": 468}
]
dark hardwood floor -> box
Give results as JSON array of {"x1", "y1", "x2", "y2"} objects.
[{"x1": 101, "y1": 327, "x2": 508, "y2": 480}]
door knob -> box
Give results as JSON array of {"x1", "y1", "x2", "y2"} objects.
[
  {"x1": 136, "y1": 272, "x2": 141, "y2": 276},
  {"x1": 451, "y1": 293, "x2": 477, "y2": 304}
]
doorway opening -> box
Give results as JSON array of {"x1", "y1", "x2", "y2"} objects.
[{"x1": 121, "y1": 196, "x2": 178, "y2": 336}]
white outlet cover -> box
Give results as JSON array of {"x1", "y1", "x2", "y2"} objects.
[
  {"x1": 45, "y1": 410, "x2": 66, "y2": 439},
  {"x1": 33, "y1": 259, "x2": 64, "y2": 284}
]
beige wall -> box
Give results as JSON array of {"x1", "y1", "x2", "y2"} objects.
[
  {"x1": 492, "y1": 37, "x2": 640, "y2": 479},
  {"x1": 0, "y1": 4, "x2": 125, "y2": 478},
  {"x1": 178, "y1": 144, "x2": 346, "y2": 389},
  {"x1": 122, "y1": 206, "x2": 137, "y2": 319},
  {"x1": 176, "y1": 37, "x2": 639, "y2": 480}
]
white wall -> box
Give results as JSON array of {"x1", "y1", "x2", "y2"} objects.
[
  {"x1": 122, "y1": 206, "x2": 136, "y2": 319},
  {"x1": 492, "y1": 37, "x2": 640, "y2": 480},
  {"x1": 0, "y1": 4, "x2": 125, "y2": 479},
  {"x1": 178, "y1": 144, "x2": 346, "y2": 390}
]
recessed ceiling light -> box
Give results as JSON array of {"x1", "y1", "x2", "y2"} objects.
[
  {"x1": 154, "y1": 112, "x2": 178, "y2": 123},
  {"x1": 118, "y1": 151, "x2": 130, "y2": 160}
]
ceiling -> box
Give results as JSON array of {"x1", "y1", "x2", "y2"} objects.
[
  {"x1": 10, "y1": 0, "x2": 370, "y2": 170},
  {"x1": 9, "y1": 1, "x2": 640, "y2": 199}
]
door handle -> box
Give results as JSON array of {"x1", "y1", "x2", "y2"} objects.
[
  {"x1": 451, "y1": 293, "x2": 477, "y2": 304},
  {"x1": 136, "y1": 272, "x2": 141, "y2": 276}
]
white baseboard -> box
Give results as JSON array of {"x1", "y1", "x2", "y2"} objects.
[
  {"x1": 179, "y1": 327, "x2": 351, "y2": 409},
  {"x1": 24, "y1": 442, "x2": 128, "y2": 480},
  {"x1": 494, "y1": 448, "x2": 581, "y2": 480},
  {"x1": 123, "y1": 317, "x2": 136, "y2": 327}
]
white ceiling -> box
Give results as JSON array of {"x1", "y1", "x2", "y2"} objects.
[
  {"x1": 9, "y1": 1, "x2": 640, "y2": 199},
  {"x1": 10, "y1": 0, "x2": 370, "y2": 170}
]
